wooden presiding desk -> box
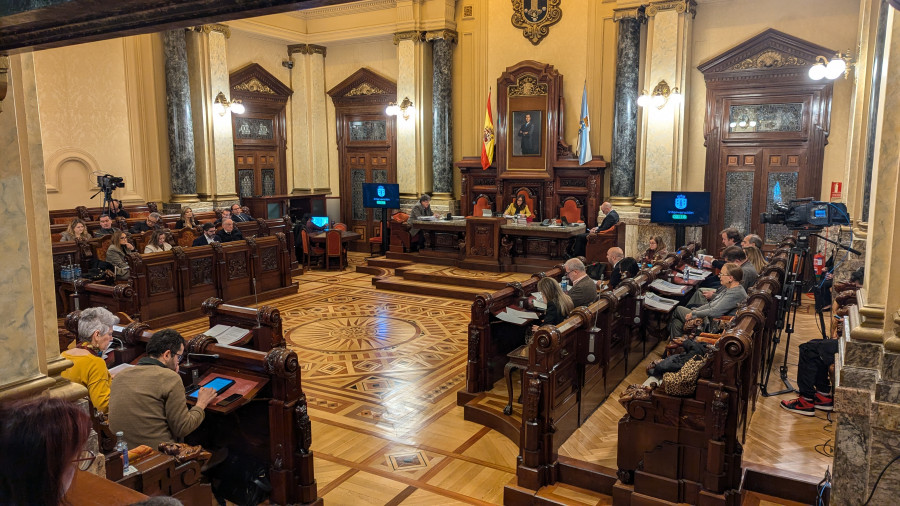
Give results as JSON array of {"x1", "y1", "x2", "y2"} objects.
[{"x1": 409, "y1": 216, "x2": 586, "y2": 273}]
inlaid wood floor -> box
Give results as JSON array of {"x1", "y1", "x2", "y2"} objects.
[{"x1": 171, "y1": 255, "x2": 834, "y2": 504}]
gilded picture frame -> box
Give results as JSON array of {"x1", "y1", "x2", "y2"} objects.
[{"x1": 511, "y1": 0, "x2": 563, "y2": 46}]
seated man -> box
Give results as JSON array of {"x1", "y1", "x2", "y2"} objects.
[
  {"x1": 108, "y1": 199, "x2": 130, "y2": 219},
  {"x1": 564, "y1": 258, "x2": 599, "y2": 308},
  {"x1": 215, "y1": 208, "x2": 232, "y2": 226},
  {"x1": 93, "y1": 214, "x2": 119, "y2": 237},
  {"x1": 601, "y1": 247, "x2": 639, "y2": 290},
  {"x1": 668, "y1": 263, "x2": 747, "y2": 339},
  {"x1": 409, "y1": 194, "x2": 440, "y2": 251},
  {"x1": 568, "y1": 202, "x2": 618, "y2": 258},
  {"x1": 61, "y1": 307, "x2": 118, "y2": 413},
  {"x1": 192, "y1": 222, "x2": 218, "y2": 246},
  {"x1": 741, "y1": 233, "x2": 763, "y2": 250},
  {"x1": 230, "y1": 203, "x2": 253, "y2": 223},
  {"x1": 109, "y1": 329, "x2": 216, "y2": 449},
  {"x1": 215, "y1": 218, "x2": 244, "y2": 243},
  {"x1": 130, "y1": 212, "x2": 163, "y2": 234},
  {"x1": 725, "y1": 245, "x2": 758, "y2": 290}
]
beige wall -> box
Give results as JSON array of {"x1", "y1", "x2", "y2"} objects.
[{"x1": 687, "y1": 0, "x2": 860, "y2": 198}]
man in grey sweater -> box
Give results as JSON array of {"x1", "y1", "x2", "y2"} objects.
[{"x1": 669, "y1": 263, "x2": 748, "y2": 338}]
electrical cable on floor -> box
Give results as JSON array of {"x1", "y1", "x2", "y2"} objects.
[
  {"x1": 814, "y1": 437, "x2": 833, "y2": 458},
  {"x1": 816, "y1": 467, "x2": 831, "y2": 506},
  {"x1": 863, "y1": 453, "x2": 900, "y2": 505}
]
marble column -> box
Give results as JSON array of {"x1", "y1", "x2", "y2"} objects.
[
  {"x1": 164, "y1": 29, "x2": 199, "y2": 204},
  {"x1": 832, "y1": 8, "x2": 900, "y2": 504},
  {"x1": 610, "y1": 8, "x2": 644, "y2": 208},
  {"x1": 394, "y1": 30, "x2": 432, "y2": 206},
  {"x1": 186, "y1": 24, "x2": 237, "y2": 208},
  {"x1": 0, "y1": 54, "x2": 84, "y2": 401},
  {"x1": 288, "y1": 44, "x2": 329, "y2": 193},
  {"x1": 428, "y1": 30, "x2": 456, "y2": 203}
]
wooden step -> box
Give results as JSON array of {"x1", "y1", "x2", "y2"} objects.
[
  {"x1": 372, "y1": 277, "x2": 484, "y2": 300},
  {"x1": 365, "y1": 257, "x2": 413, "y2": 269},
  {"x1": 386, "y1": 251, "x2": 461, "y2": 266},
  {"x1": 504, "y1": 476, "x2": 614, "y2": 506},
  {"x1": 354, "y1": 265, "x2": 389, "y2": 276},
  {"x1": 394, "y1": 268, "x2": 508, "y2": 291}
]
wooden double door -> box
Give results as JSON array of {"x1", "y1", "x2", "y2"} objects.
[
  {"x1": 344, "y1": 146, "x2": 394, "y2": 251},
  {"x1": 235, "y1": 148, "x2": 282, "y2": 198}
]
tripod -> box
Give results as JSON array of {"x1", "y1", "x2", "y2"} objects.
[{"x1": 759, "y1": 230, "x2": 817, "y2": 397}]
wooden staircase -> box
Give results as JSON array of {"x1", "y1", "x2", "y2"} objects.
[{"x1": 358, "y1": 258, "x2": 513, "y2": 301}]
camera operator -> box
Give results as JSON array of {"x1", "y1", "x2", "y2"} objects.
[{"x1": 107, "y1": 199, "x2": 130, "y2": 219}]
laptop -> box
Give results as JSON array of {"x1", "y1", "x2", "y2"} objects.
[{"x1": 310, "y1": 216, "x2": 329, "y2": 228}]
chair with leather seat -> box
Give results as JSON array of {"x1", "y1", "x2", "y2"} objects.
[
  {"x1": 325, "y1": 229, "x2": 345, "y2": 270},
  {"x1": 300, "y1": 229, "x2": 324, "y2": 271},
  {"x1": 368, "y1": 222, "x2": 384, "y2": 257},
  {"x1": 558, "y1": 197, "x2": 584, "y2": 224},
  {"x1": 471, "y1": 194, "x2": 494, "y2": 217}
]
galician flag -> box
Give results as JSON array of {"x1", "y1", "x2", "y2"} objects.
[
  {"x1": 578, "y1": 82, "x2": 593, "y2": 166},
  {"x1": 481, "y1": 89, "x2": 495, "y2": 170}
]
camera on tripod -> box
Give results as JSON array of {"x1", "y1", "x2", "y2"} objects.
[
  {"x1": 760, "y1": 198, "x2": 849, "y2": 229},
  {"x1": 97, "y1": 174, "x2": 125, "y2": 192}
]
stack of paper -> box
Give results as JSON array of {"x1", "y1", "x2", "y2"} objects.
[
  {"x1": 204, "y1": 324, "x2": 252, "y2": 346},
  {"x1": 531, "y1": 292, "x2": 547, "y2": 310},
  {"x1": 643, "y1": 292, "x2": 680, "y2": 312},
  {"x1": 682, "y1": 267, "x2": 710, "y2": 279},
  {"x1": 649, "y1": 279, "x2": 690, "y2": 296},
  {"x1": 496, "y1": 307, "x2": 539, "y2": 325}
]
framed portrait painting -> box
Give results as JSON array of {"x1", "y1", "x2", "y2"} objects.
[{"x1": 512, "y1": 110, "x2": 542, "y2": 156}]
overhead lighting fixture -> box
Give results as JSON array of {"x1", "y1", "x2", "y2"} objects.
[
  {"x1": 637, "y1": 80, "x2": 681, "y2": 110},
  {"x1": 386, "y1": 96, "x2": 415, "y2": 121},
  {"x1": 213, "y1": 91, "x2": 245, "y2": 116},
  {"x1": 808, "y1": 51, "x2": 853, "y2": 80}
]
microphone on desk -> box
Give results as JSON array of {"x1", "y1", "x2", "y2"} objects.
[{"x1": 187, "y1": 353, "x2": 220, "y2": 360}]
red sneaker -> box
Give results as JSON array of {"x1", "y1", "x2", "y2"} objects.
[
  {"x1": 780, "y1": 396, "x2": 815, "y2": 416},
  {"x1": 814, "y1": 392, "x2": 834, "y2": 411}
]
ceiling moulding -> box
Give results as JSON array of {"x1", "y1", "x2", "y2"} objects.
[
  {"x1": 287, "y1": 0, "x2": 397, "y2": 20},
  {"x1": 226, "y1": 19, "x2": 308, "y2": 43}
]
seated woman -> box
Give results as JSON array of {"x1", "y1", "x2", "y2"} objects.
[
  {"x1": 744, "y1": 246, "x2": 767, "y2": 273},
  {"x1": 639, "y1": 235, "x2": 667, "y2": 266},
  {"x1": 175, "y1": 207, "x2": 199, "y2": 229},
  {"x1": 668, "y1": 263, "x2": 747, "y2": 339},
  {"x1": 60, "y1": 218, "x2": 91, "y2": 242},
  {"x1": 106, "y1": 229, "x2": 135, "y2": 281},
  {"x1": 0, "y1": 397, "x2": 92, "y2": 505},
  {"x1": 503, "y1": 194, "x2": 532, "y2": 218},
  {"x1": 60, "y1": 307, "x2": 118, "y2": 413},
  {"x1": 532, "y1": 277, "x2": 574, "y2": 330},
  {"x1": 144, "y1": 229, "x2": 173, "y2": 254}
]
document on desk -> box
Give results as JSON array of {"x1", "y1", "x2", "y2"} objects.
[
  {"x1": 203, "y1": 325, "x2": 252, "y2": 346},
  {"x1": 649, "y1": 279, "x2": 690, "y2": 296},
  {"x1": 496, "y1": 310, "x2": 528, "y2": 325},
  {"x1": 506, "y1": 307, "x2": 539, "y2": 320},
  {"x1": 643, "y1": 293, "x2": 679, "y2": 312},
  {"x1": 531, "y1": 292, "x2": 547, "y2": 310},
  {"x1": 109, "y1": 363, "x2": 133, "y2": 376},
  {"x1": 682, "y1": 267, "x2": 710, "y2": 279}
]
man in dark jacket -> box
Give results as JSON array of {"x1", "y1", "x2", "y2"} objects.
[
  {"x1": 215, "y1": 219, "x2": 244, "y2": 243},
  {"x1": 568, "y1": 202, "x2": 619, "y2": 258},
  {"x1": 192, "y1": 223, "x2": 218, "y2": 246},
  {"x1": 130, "y1": 212, "x2": 162, "y2": 234}
]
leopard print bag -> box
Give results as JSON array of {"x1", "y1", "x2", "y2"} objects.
[{"x1": 661, "y1": 354, "x2": 708, "y2": 396}]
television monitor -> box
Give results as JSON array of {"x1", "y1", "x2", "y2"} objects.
[
  {"x1": 309, "y1": 216, "x2": 329, "y2": 228},
  {"x1": 650, "y1": 191, "x2": 711, "y2": 226},
  {"x1": 362, "y1": 182, "x2": 400, "y2": 209}
]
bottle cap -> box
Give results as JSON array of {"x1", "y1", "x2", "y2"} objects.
[{"x1": 116, "y1": 431, "x2": 124, "y2": 437}]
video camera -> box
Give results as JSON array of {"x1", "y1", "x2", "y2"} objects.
[
  {"x1": 760, "y1": 198, "x2": 849, "y2": 229},
  {"x1": 97, "y1": 174, "x2": 125, "y2": 192}
]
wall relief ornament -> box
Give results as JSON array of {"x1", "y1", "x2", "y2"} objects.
[
  {"x1": 346, "y1": 82, "x2": 387, "y2": 96},
  {"x1": 511, "y1": 0, "x2": 563, "y2": 46},
  {"x1": 233, "y1": 77, "x2": 276, "y2": 95},
  {"x1": 508, "y1": 74, "x2": 548, "y2": 97},
  {"x1": 729, "y1": 49, "x2": 807, "y2": 70}
]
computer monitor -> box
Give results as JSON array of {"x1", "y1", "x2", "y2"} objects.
[
  {"x1": 362, "y1": 183, "x2": 400, "y2": 209},
  {"x1": 649, "y1": 191, "x2": 711, "y2": 226},
  {"x1": 309, "y1": 216, "x2": 329, "y2": 228}
]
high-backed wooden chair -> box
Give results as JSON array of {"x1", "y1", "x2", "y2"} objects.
[
  {"x1": 300, "y1": 229, "x2": 324, "y2": 271},
  {"x1": 514, "y1": 187, "x2": 537, "y2": 219},
  {"x1": 332, "y1": 222, "x2": 348, "y2": 231},
  {"x1": 325, "y1": 230, "x2": 344, "y2": 270},
  {"x1": 585, "y1": 221, "x2": 626, "y2": 266},
  {"x1": 472, "y1": 194, "x2": 494, "y2": 217},
  {"x1": 369, "y1": 222, "x2": 384, "y2": 257},
  {"x1": 558, "y1": 196, "x2": 584, "y2": 224}
]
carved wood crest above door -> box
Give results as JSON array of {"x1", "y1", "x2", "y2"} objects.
[{"x1": 511, "y1": 0, "x2": 563, "y2": 46}]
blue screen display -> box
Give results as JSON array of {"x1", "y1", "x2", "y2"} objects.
[
  {"x1": 310, "y1": 216, "x2": 329, "y2": 228},
  {"x1": 649, "y1": 191, "x2": 711, "y2": 226},
  {"x1": 362, "y1": 183, "x2": 400, "y2": 209}
]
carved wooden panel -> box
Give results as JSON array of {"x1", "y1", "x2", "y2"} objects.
[
  {"x1": 190, "y1": 258, "x2": 213, "y2": 286},
  {"x1": 228, "y1": 254, "x2": 249, "y2": 279},
  {"x1": 148, "y1": 265, "x2": 174, "y2": 295},
  {"x1": 470, "y1": 226, "x2": 495, "y2": 256},
  {"x1": 261, "y1": 247, "x2": 278, "y2": 272}
]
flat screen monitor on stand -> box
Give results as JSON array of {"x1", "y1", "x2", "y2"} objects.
[
  {"x1": 649, "y1": 191, "x2": 711, "y2": 248},
  {"x1": 362, "y1": 183, "x2": 400, "y2": 253}
]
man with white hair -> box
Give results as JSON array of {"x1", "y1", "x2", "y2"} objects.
[
  {"x1": 564, "y1": 258, "x2": 599, "y2": 308},
  {"x1": 215, "y1": 218, "x2": 244, "y2": 243},
  {"x1": 568, "y1": 202, "x2": 619, "y2": 258},
  {"x1": 60, "y1": 307, "x2": 119, "y2": 413},
  {"x1": 130, "y1": 212, "x2": 163, "y2": 234}
]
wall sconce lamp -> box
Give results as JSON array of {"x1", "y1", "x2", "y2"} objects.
[
  {"x1": 637, "y1": 80, "x2": 681, "y2": 110},
  {"x1": 213, "y1": 91, "x2": 245, "y2": 116},
  {"x1": 386, "y1": 96, "x2": 415, "y2": 120},
  {"x1": 808, "y1": 51, "x2": 854, "y2": 80}
]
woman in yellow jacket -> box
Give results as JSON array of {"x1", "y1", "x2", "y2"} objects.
[
  {"x1": 504, "y1": 194, "x2": 532, "y2": 218},
  {"x1": 61, "y1": 307, "x2": 119, "y2": 413}
]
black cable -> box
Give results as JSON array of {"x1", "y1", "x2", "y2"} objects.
[
  {"x1": 863, "y1": 453, "x2": 900, "y2": 505},
  {"x1": 814, "y1": 437, "x2": 833, "y2": 457}
]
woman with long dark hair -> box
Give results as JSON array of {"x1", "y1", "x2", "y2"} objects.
[
  {"x1": 503, "y1": 194, "x2": 532, "y2": 218},
  {"x1": 60, "y1": 218, "x2": 91, "y2": 242},
  {"x1": 106, "y1": 229, "x2": 135, "y2": 280},
  {"x1": 175, "y1": 207, "x2": 199, "y2": 229},
  {"x1": 535, "y1": 276, "x2": 574, "y2": 327},
  {"x1": 0, "y1": 397, "x2": 92, "y2": 505}
]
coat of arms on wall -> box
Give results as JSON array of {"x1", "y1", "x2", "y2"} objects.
[{"x1": 511, "y1": 0, "x2": 562, "y2": 46}]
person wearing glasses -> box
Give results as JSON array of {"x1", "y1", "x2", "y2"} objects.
[
  {"x1": 230, "y1": 203, "x2": 254, "y2": 222},
  {"x1": 109, "y1": 329, "x2": 216, "y2": 449},
  {"x1": 60, "y1": 307, "x2": 118, "y2": 413},
  {"x1": 130, "y1": 212, "x2": 163, "y2": 234},
  {"x1": 0, "y1": 397, "x2": 92, "y2": 505},
  {"x1": 668, "y1": 263, "x2": 747, "y2": 339}
]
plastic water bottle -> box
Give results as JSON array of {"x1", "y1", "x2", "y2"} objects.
[
  {"x1": 116, "y1": 431, "x2": 129, "y2": 471},
  {"x1": 73, "y1": 265, "x2": 82, "y2": 279},
  {"x1": 561, "y1": 278, "x2": 569, "y2": 292}
]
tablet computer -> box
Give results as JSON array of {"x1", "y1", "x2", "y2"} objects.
[{"x1": 187, "y1": 376, "x2": 235, "y2": 399}]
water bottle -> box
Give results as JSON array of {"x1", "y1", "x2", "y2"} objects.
[
  {"x1": 561, "y1": 278, "x2": 569, "y2": 292},
  {"x1": 61, "y1": 266, "x2": 70, "y2": 281},
  {"x1": 116, "y1": 431, "x2": 129, "y2": 471},
  {"x1": 685, "y1": 268, "x2": 690, "y2": 282},
  {"x1": 73, "y1": 265, "x2": 82, "y2": 279}
]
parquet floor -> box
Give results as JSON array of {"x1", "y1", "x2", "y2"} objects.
[{"x1": 171, "y1": 255, "x2": 834, "y2": 504}]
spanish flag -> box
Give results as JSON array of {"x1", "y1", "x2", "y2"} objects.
[{"x1": 481, "y1": 90, "x2": 494, "y2": 170}]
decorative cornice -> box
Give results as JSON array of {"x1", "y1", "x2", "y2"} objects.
[
  {"x1": 288, "y1": 43, "x2": 327, "y2": 57},
  {"x1": 613, "y1": 6, "x2": 647, "y2": 23},
  {"x1": 233, "y1": 77, "x2": 276, "y2": 95},
  {"x1": 0, "y1": 55, "x2": 8, "y2": 115},
  {"x1": 346, "y1": 82, "x2": 387, "y2": 96},
  {"x1": 425, "y1": 29, "x2": 458, "y2": 44},
  {"x1": 646, "y1": 0, "x2": 697, "y2": 18},
  {"x1": 189, "y1": 23, "x2": 231, "y2": 39},
  {"x1": 393, "y1": 30, "x2": 425, "y2": 45},
  {"x1": 728, "y1": 49, "x2": 806, "y2": 70},
  {"x1": 288, "y1": 0, "x2": 397, "y2": 20}
]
